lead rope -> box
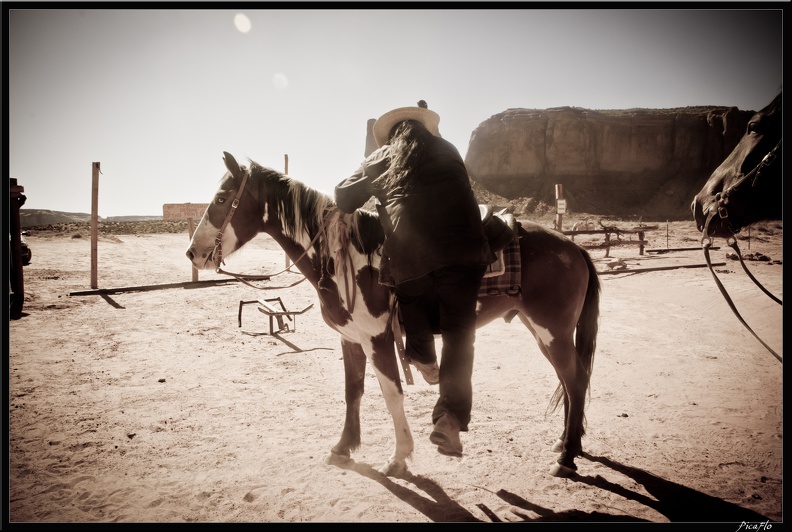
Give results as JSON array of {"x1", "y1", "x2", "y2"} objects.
[
  {"x1": 218, "y1": 268, "x2": 306, "y2": 291},
  {"x1": 216, "y1": 213, "x2": 330, "y2": 290},
  {"x1": 701, "y1": 214, "x2": 781, "y2": 363}
]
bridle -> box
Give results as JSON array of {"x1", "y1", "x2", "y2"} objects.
[
  {"x1": 211, "y1": 168, "x2": 303, "y2": 289},
  {"x1": 212, "y1": 167, "x2": 250, "y2": 269},
  {"x1": 711, "y1": 138, "x2": 781, "y2": 233},
  {"x1": 699, "y1": 138, "x2": 782, "y2": 363}
]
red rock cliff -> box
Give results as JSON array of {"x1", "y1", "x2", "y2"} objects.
[{"x1": 464, "y1": 106, "x2": 753, "y2": 219}]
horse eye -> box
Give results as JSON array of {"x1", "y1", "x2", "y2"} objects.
[{"x1": 216, "y1": 197, "x2": 226, "y2": 205}]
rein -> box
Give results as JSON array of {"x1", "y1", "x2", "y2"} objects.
[
  {"x1": 215, "y1": 219, "x2": 324, "y2": 291},
  {"x1": 700, "y1": 213, "x2": 782, "y2": 363}
]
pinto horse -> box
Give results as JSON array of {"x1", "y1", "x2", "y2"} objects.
[
  {"x1": 692, "y1": 92, "x2": 782, "y2": 238},
  {"x1": 186, "y1": 152, "x2": 600, "y2": 477}
]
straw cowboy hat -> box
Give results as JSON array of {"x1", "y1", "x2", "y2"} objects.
[{"x1": 372, "y1": 100, "x2": 441, "y2": 147}]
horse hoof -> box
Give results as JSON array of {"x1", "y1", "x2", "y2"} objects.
[
  {"x1": 551, "y1": 439, "x2": 564, "y2": 453},
  {"x1": 378, "y1": 459, "x2": 407, "y2": 477},
  {"x1": 549, "y1": 461, "x2": 577, "y2": 478},
  {"x1": 325, "y1": 452, "x2": 352, "y2": 468}
]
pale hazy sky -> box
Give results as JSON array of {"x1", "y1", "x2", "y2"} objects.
[{"x1": 8, "y1": 7, "x2": 783, "y2": 217}]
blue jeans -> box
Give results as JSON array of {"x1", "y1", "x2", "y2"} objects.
[{"x1": 395, "y1": 264, "x2": 486, "y2": 430}]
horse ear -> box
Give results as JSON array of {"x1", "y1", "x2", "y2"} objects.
[{"x1": 222, "y1": 151, "x2": 243, "y2": 180}]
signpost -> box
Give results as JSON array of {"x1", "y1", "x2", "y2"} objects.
[
  {"x1": 162, "y1": 203, "x2": 210, "y2": 220},
  {"x1": 163, "y1": 203, "x2": 209, "y2": 281},
  {"x1": 555, "y1": 184, "x2": 565, "y2": 231}
]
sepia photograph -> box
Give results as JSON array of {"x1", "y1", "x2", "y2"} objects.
[{"x1": 7, "y1": 5, "x2": 782, "y2": 525}]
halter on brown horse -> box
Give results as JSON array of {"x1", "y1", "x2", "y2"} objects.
[
  {"x1": 691, "y1": 93, "x2": 782, "y2": 362},
  {"x1": 187, "y1": 152, "x2": 600, "y2": 477}
]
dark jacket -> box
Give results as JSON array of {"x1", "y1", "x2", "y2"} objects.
[{"x1": 335, "y1": 135, "x2": 491, "y2": 284}]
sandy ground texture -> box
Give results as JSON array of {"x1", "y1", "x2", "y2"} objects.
[{"x1": 8, "y1": 216, "x2": 782, "y2": 524}]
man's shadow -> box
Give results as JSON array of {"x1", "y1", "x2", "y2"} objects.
[{"x1": 339, "y1": 452, "x2": 773, "y2": 523}]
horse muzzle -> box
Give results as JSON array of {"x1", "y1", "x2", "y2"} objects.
[
  {"x1": 185, "y1": 245, "x2": 218, "y2": 271},
  {"x1": 691, "y1": 195, "x2": 713, "y2": 232},
  {"x1": 692, "y1": 195, "x2": 735, "y2": 239}
]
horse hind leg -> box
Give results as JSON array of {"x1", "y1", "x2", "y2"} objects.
[
  {"x1": 546, "y1": 338, "x2": 589, "y2": 478},
  {"x1": 550, "y1": 392, "x2": 570, "y2": 454},
  {"x1": 527, "y1": 325, "x2": 587, "y2": 478}
]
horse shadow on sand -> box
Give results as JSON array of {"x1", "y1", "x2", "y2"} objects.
[{"x1": 338, "y1": 452, "x2": 772, "y2": 523}]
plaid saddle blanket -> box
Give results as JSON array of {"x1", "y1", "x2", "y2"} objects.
[{"x1": 479, "y1": 218, "x2": 521, "y2": 297}]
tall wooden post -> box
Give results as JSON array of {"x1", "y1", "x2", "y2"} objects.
[
  {"x1": 188, "y1": 218, "x2": 198, "y2": 281},
  {"x1": 284, "y1": 153, "x2": 291, "y2": 269},
  {"x1": 10, "y1": 178, "x2": 26, "y2": 319},
  {"x1": 554, "y1": 183, "x2": 566, "y2": 232},
  {"x1": 91, "y1": 162, "x2": 100, "y2": 289}
]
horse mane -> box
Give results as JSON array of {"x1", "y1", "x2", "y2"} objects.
[
  {"x1": 246, "y1": 162, "x2": 384, "y2": 257},
  {"x1": 246, "y1": 162, "x2": 333, "y2": 238}
]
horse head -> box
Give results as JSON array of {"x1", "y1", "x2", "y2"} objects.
[
  {"x1": 692, "y1": 92, "x2": 782, "y2": 239},
  {"x1": 186, "y1": 151, "x2": 266, "y2": 270}
]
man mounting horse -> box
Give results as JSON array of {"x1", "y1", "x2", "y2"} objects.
[{"x1": 335, "y1": 101, "x2": 493, "y2": 458}]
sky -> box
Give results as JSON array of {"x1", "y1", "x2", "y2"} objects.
[{"x1": 7, "y1": 7, "x2": 783, "y2": 218}]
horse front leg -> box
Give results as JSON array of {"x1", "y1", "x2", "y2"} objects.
[
  {"x1": 369, "y1": 329, "x2": 414, "y2": 477},
  {"x1": 325, "y1": 339, "x2": 366, "y2": 467}
]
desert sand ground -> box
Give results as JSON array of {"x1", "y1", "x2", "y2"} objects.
[{"x1": 8, "y1": 215, "x2": 782, "y2": 524}]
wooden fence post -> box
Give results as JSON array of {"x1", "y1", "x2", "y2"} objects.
[
  {"x1": 284, "y1": 154, "x2": 291, "y2": 269},
  {"x1": 188, "y1": 217, "x2": 198, "y2": 282},
  {"x1": 91, "y1": 162, "x2": 100, "y2": 289}
]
